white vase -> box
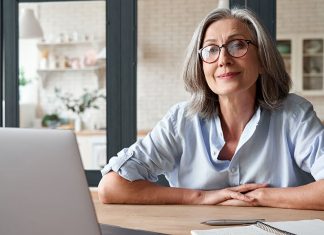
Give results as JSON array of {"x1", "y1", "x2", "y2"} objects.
[{"x1": 74, "y1": 116, "x2": 82, "y2": 132}]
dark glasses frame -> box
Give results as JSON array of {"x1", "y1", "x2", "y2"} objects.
[{"x1": 198, "y1": 39, "x2": 256, "y2": 64}]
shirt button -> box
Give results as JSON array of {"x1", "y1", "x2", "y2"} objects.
[
  {"x1": 213, "y1": 151, "x2": 217, "y2": 156},
  {"x1": 126, "y1": 150, "x2": 134, "y2": 158},
  {"x1": 230, "y1": 167, "x2": 237, "y2": 173}
]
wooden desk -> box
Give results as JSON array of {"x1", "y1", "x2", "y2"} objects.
[{"x1": 91, "y1": 191, "x2": 324, "y2": 235}]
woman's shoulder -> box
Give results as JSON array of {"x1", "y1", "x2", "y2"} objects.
[
  {"x1": 275, "y1": 93, "x2": 314, "y2": 121},
  {"x1": 282, "y1": 93, "x2": 313, "y2": 110},
  {"x1": 166, "y1": 101, "x2": 190, "y2": 118},
  {"x1": 163, "y1": 101, "x2": 202, "y2": 127},
  {"x1": 284, "y1": 93, "x2": 311, "y2": 105}
]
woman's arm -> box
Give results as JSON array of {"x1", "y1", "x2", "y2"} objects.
[
  {"x1": 221, "y1": 180, "x2": 324, "y2": 210},
  {"x1": 98, "y1": 172, "x2": 267, "y2": 205}
]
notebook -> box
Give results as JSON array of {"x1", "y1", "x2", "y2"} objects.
[
  {"x1": 191, "y1": 219, "x2": 324, "y2": 235},
  {"x1": 0, "y1": 128, "x2": 165, "y2": 235}
]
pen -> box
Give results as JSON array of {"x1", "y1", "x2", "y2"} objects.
[{"x1": 201, "y1": 219, "x2": 265, "y2": 226}]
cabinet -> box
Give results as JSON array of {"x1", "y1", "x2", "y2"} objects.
[
  {"x1": 36, "y1": 40, "x2": 106, "y2": 88},
  {"x1": 76, "y1": 131, "x2": 106, "y2": 170},
  {"x1": 302, "y1": 38, "x2": 323, "y2": 91},
  {"x1": 277, "y1": 34, "x2": 324, "y2": 96}
]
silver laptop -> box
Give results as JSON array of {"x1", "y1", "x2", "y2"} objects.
[{"x1": 0, "y1": 128, "x2": 101, "y2": 235}]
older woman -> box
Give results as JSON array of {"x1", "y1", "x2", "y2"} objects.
[{"x1": 98, "y1": 8, "x2": 324, "y2": 210}]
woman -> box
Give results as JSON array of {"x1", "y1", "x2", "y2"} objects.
[{"x1": 98, "y1": 8, "x2": 324, "y2": 210}]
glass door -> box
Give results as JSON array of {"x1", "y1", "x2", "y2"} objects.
[
  {"x1": 3, "y1": 0, "x2": 136, "y2": 186},
  {"x1": 18, "y1": 1, "x2": 107, "y2": 172}
]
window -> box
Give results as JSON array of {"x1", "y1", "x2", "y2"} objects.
[{"x1": 1, "y1": 0, "x2": 136, "y2": 186}]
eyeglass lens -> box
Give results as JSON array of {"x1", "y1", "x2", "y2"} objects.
[{"x1": 200, "y1": 39, "x2": 250, "y2": 63}]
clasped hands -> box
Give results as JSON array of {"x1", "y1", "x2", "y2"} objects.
[{"x1": 200, "y1": 183, "x2": 268, "y2": 206}]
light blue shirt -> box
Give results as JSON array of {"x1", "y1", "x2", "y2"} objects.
[{"x1": 101, "y1": 94, "x2": 324, "y2": 189}]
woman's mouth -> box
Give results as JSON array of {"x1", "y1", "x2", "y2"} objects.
[{"x1": 217, "y1": 72, "x2": 241, "y2": 79}]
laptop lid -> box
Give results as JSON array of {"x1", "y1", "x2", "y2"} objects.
[{"x1": 0, "y1": 128, "x2": 101, "y2": 235}]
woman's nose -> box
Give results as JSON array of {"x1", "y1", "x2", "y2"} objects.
[{"x1": 218, "y1": 47, "x2": 233, "y2": 66}]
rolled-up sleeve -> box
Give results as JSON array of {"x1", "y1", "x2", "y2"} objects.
[
  {"x1": 101, "y1": 103, "x2": 183, "y2": 182},
  {"x1": 101, "y1": 148, "x2": 135, "y2": 177}
]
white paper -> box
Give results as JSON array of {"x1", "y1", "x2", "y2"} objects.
[
  {"x1": 191, "y1": 219, "x2": 324, "y2": 235},
  {"x1": 191, "y1": 225, "x2": 270, "y2": 235}
]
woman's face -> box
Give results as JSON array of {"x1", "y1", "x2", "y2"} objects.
[{"x1": 201, "y1": 18, "x2": 262, "y2": 99}]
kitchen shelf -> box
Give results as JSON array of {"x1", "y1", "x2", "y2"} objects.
[
  {"x1": 37, "y1": 65, "x2": 105, "y2": 73},
  {"x1": 303, "y1": 73, "x2": 323, "y2": 77},
  {"x1": 37, "y1": 40, "x2": 104, "y2": 47},
  {"x1": 37, "y1": 64, "x2": 106, "y2": 88},
  {"x1": 303, "y1": 54, "x2": 323, "y2": 57},
  {"x1": 281, "y1": 54, "x2": 291, "y2": 57},
  {"x1": 37, "y1": 37, "x2": 106, "y2": 89}
]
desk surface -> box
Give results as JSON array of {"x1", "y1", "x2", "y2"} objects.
[{"x1": 91, "y1": 191, "x2": 324, "y2": 235}]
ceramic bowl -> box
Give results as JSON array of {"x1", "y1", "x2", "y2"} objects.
[{"x1": 305, "y1": 40, "x2": 322, "y2": 53}]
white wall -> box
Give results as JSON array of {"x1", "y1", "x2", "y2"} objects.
[
  {"x1": 137, "y1": 0, "x2": 218, "y2": 131},
  {"x1": 277, "y1": 0, "x2": 324, "y2": 35}
]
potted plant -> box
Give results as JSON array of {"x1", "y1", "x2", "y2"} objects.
[
  {"x1": 19, "y1": 67, "x2": 33, "y2": 102},
  {"x1": 41, "y1": 113, "x2": 61, "y2": 128},
  {"x1": 55, "y1": 88, "x2": 106, "y2": 131}
]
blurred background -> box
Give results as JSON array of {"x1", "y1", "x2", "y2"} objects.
[{"x1": 15, "y1": 0, "x2": 324, "y2": 175}]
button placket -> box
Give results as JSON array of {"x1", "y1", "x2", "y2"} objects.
[
  {"x1": 211, "y1": 149, "x2": 218, "y2": 162},
  {"x1": 230, "y1": 166, "x2": 237, "y2": 173},
  {"x1": 228, "y1": 165, "x2": 240, "y2": 186}
]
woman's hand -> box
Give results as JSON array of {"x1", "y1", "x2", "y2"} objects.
[
  {"x1": 198, "y1": 183, "x2": 267, "y2": 205},
  {"x1": 220, "y1": 180, "x2": 324, "y2": 210}
]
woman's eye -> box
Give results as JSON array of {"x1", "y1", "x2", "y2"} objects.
[
  {"x1": 208, "y1": 46, "x2": 219, "y2": 54},
  {"x1": 230, "y1": 40, "x2": 245, "y2": 49}
]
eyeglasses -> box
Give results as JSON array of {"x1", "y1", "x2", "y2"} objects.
[{"x1": 198, "y1": 39, "x2": 255, "y2": 64}]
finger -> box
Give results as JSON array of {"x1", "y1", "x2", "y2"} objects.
[
  {"x1": 220, "y1": 199, "x2": 253, "y2": 207},
  {"x1": 228, "y1": 191, "x2": 254, "y2": 202},
  {"x1": 231, "y1": 183, "x2": 268, "y2": 193}
]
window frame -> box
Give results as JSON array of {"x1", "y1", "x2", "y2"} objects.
[{"x1": 230, "y1": 0, "x2": 276, "y2": 40}]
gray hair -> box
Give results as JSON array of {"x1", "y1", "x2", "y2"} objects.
[{"x1": 182, "y1": 8, "x2": 291, "y2": 118}]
